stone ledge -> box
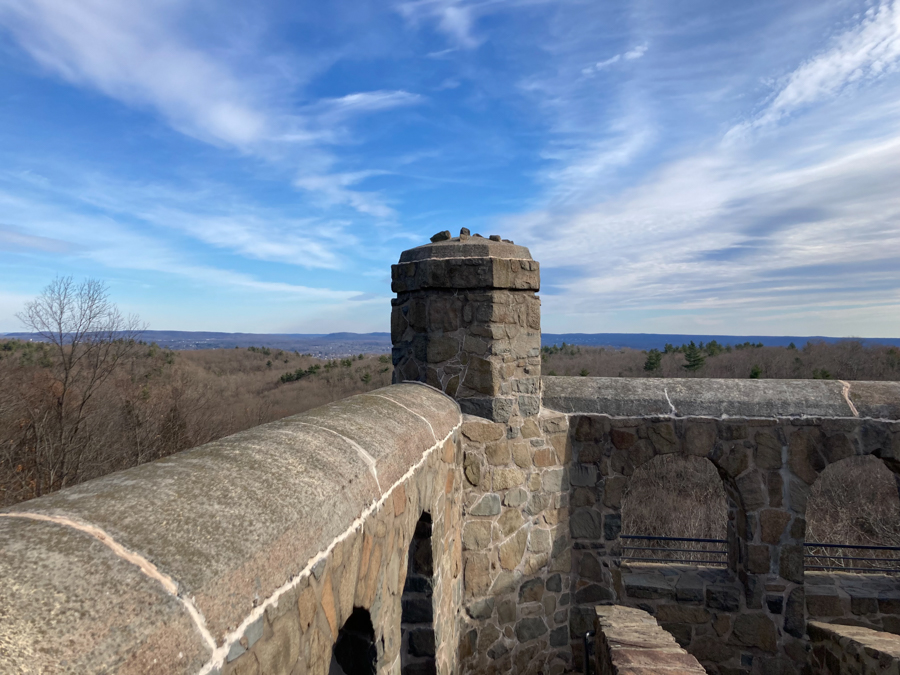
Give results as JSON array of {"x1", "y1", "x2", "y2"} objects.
[
  {"x1": 397, "y1": 236, "x2": 533, "y2": 263},
  {"x1": 594, "y1": 605, "x2": 706, "y2": 675},
  {"x1": 543, "y1": 377, "x2": 900, "y2": 419},
  {"x1": 392, "y1": 257, "x2": 540, "y2": 292},
  {"x1": 808, "y1": 621, "x2": 900, "y2": 674},
  {"x1": 0, "y1": 383, "x2": 460, "y2": 671}
]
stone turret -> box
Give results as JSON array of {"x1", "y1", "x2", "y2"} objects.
[{"x1": 391, "y1": 230, "x2": 541, "y2": 423}]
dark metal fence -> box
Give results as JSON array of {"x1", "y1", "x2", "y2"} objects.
[
  {"x1": 620, "y1": 534, "x2": 727, "y2": 566},
  {"x1": 619, "y1": 536, "x2": 900, "y2": 574},
  {"x1": 804, "y1": 542, "x2": 900, "y2": 574}
]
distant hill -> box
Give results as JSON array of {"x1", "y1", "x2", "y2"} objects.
[
  {"x1": 541, "y1": 333, "x2": 900, "y2": 350},
  {"x1": 1, "y1": 331, "x2": 393, "y2": 358},
  {"x1": 4, "y1": 330, "x2": 898, "y2": 357}
]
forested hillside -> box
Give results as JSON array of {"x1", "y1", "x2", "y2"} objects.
[{"x1": 0, "y1": 340, "x2": 390, "y2": 506}]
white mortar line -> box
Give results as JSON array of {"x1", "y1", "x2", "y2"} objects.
[
  {"x1": 663, "y1": 387, "x2": 677, "y2": 416},
  {"x1": 368, "y1": 393, "x2": 438, "y2": 442},
  {"x1": 296, "y1": 422, "x2": 382, "y2": 492},
  {"x1": 838, "y1": 381, "x2": 860, "y2": 417},
  {"x1": 0, "y1": 511, "x2": 217, "y2": 653},
  {"x1": 196, "y1": 420, "x2": 461, "y2": 675},
  {"x1": 550, "y1": 410, "x2": 898, "y2": 424}
]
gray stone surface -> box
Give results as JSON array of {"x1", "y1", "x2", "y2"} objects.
[
  {"x1": 1, "y1": 383, "x2": 460, "y2": 647},
  {"x1": 847, "y1": 381, "x2": 900, "y2": 419},
  {"x1": 0, "y1": 516, "x2": 211, "y2": 673},
  {"x1": 543, "y1": 376, "x2": 861, "y2": 418},
  {"x1": 397, "y1": 236, "x2": 533, "y2": 264}
]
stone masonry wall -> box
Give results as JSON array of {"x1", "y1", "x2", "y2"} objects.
[
  {"x1": 223, "y1": 435, "x2": 462, "y2": 675},
  {"x1": 456, "y1": 410, "x2": 572, "y2": 675},
  {"x1": 0, "y1": 384, "x2": 463, "y2": 675},
  {"x1": 807, "y1": 621, "x2": 900, "y2": 674},
  {"x1": 543, "y1": 375, "x2": 900, "y2": 675}
]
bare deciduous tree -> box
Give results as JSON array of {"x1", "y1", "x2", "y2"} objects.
[{"x1": 13, "y1": 277, "x2": 145, "y2": 496}]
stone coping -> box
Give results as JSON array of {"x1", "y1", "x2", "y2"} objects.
[
  {"x1": 542, "y1": 377, "x2": 900, "y2": 419},
  {"x1": 0, "y1": 383, "x2": 460, "y2": 674},
  {"x1": 806, "y1": 571, "x2": 900, "y2": 630},
  {"x1": 808, "y1": 621, "x2": 900, "y2": 669},
  {"x1": 398, "y1": 236, "x2": 532, "y2": 262},
  {"x1": 594, "y1": 605, "x2": 706, "y2": 674}
]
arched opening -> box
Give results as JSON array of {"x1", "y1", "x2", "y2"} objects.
[
  {"x1": 330, "y1": 607, "x2": 377, "y2": 675},
  {"x1": 806, "y1": 455, "x2": 900, "y2": 558},
  {"x1": 621, "y1": 454, "x2": 728, "y2": 566},
  {"x1": 804, "y1": 456, "x2": 900, "y2": 630},
  {"x1": 401, "y1": 511, "x2": 435, "y2": 675}
]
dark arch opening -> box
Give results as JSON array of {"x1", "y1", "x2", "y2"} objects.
[
  {"x1": 621, "y1": 454, "x2": 729, "y2": 566},
  {"x1": 806, "y1": 455, "x2": 900, "y2": 571},
  {"x1": 401, "y1": 511, "x2": 435, "y2": 675},
  {"x1": 330, "y1": 607, "x2": 377, "y2": 675}
]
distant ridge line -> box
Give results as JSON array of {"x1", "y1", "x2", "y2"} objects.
[
  {"x1": 542, "y1": 332, "x2": 900, "y2": 350},
  {"x1": 3, "y1": 330, "x2": 899, "y2": 352}
]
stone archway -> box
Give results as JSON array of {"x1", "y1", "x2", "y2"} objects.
[{"x1": 331, "y1": 607, "x2": 378, "y2": 675}]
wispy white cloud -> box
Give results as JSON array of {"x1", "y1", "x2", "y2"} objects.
[
  {"x1": 0, "y1": 0, "x2": 273, "y2": 147},
  {"x1": 0, "y1": 0, "x2": 421, "y2": 218},
  {"x1": 0, "y1": 201, "x2": 359, "y2": 304},
  {"x1": 312, "y1": 90, "x2": 423, "y2": 117},
  {"x1": 504, "y1": 4, "x2": 900, "y2": 336},
  {"x1": 294, "y1": 171, "x2": 395, "y2": 219},
  {"x1": 582, "y1": 43, "x2": 648, "y2": 76},
  {"x1": 398, "y1": 0, "x2": 482, "y2": 48},
  {"x1": 731, "y1": 0, "x2": 900, "y2": 136},
  {"x1": 0, "y1": 223, "x2": 77, "y2": 253}
]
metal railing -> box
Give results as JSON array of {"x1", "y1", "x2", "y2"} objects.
[
  {"x1": 620, "y1": 534, "x2": 728, "y2": 566},
  {"x1": 619, "y1": 536, "x2": 900, "y2": 573},
  {"x1": 804, "y1": 542, "x2": 900, "y2": 574}
]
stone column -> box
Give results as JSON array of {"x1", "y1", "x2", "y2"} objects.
[{"x1": 391, "y1": 230, "x2": 541, "y2": 424}]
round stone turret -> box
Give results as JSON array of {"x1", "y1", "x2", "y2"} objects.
[{"x1": 391, "y1": 231, "x2": 541, "y2": 423}]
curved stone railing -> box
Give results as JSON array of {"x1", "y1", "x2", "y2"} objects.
[
  {"x1": 543, "y1": 376, "x2": 900, "y2": 419},
  {"x1": 0, "y1": 383, "x2": 462, "y2": 675}
]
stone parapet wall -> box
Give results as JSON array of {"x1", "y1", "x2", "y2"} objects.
[
  {"x1": 593, "y1": 605, "x2": 706, "y2": 675},
  {"x1": 0, "y1": 384, "x2": 463, "y2": 675},
  {"x1": 805, "y1": 572, "x2": 900, "y2": 635},
  {"x1": 547, "y1": 375, "x2": 900, "y2": 675},
  {"x1": 807, "y1": 621, "x2": 900, "y2": 674}
]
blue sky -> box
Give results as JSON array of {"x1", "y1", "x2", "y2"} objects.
[{"x1": 1, "y1": 0, "x2": 899, "y2": 336}]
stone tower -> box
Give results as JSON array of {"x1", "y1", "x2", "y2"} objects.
[{"x1": 391, "y1": 231, "x2": 541, "y2": 423}]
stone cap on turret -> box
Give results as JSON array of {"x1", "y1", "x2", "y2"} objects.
[{"x1": 392, "y1": 230, "x2": 539, "y2": 293}]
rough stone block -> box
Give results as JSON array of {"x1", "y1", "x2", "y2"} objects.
[
  {"x1": 493, "y1": 467, "x2": 526, "y2": 490},
  {"x1": 469, "y1": 494, "x2": 501, "y2": 516},
  {"x1": 519, "y1": 578, "x2": 544, "y2": 602},
  {"x1": 542, "y1": 468, "x2": 568, "y2": 492},
  {"x1": 499, "y1": 530, "x2": 528, "y2": 570},
  {"x1": 462, "y1": 521, "x2": 492, "y2": 550},
  {"x1": 706, "y1": 586, "x2": 740, "y2": 612},
  {"x1": 570, "y1": 509, "x2": 602, "y2": 540},
  {"x1": 516, "y1": 617, "x2": 548, "y2": 642},
  {"x1": 624, "y1": 573, "x2": 675, "y2": 600},
  {"x1": 728, "y1": 613, "x2": 777, "y2": 653}
]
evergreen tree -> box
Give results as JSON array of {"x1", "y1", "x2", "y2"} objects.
[
  {"x1": 682, "y1": 341, "x2": 706, "y2": 371},
  {"x1": 643, "y1": 349, "x2": 662, "y2": 373}
]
